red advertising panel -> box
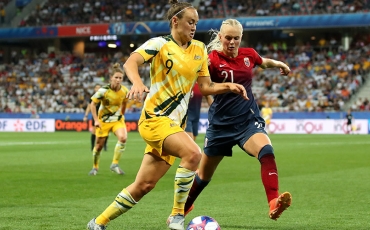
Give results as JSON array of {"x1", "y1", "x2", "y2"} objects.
[{"x1": 57, "y1": 24, "x2": 109, "y2": 37}]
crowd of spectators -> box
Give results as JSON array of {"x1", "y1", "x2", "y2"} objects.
[
  {"x1": 0, "y1": 50, "x2": 148, "y2": 114},
  {"x1": 249, "y1": 36, "x2": 370, "y2": 112},
  {"x1": 0, "y1": 0, "x2": 7, "y2": 25},
  {"x1": 0, "y1": 0, "x2": 10, "y2": 6},
  {"x1": 1, "y1": 39, "x2": 370, "y2": 114},
  {"x1": 17, "y1": 0, "x2": 370, "y2": 27},
  {"x1": 225, "y1": 0, "x2": 369, "y2": 17}
]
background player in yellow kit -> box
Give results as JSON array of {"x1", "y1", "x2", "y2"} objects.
[
  {"x1": 87, "y1": 1, "x2": 248, "y2": 229},
  {"x1": 261, "y1": 101, "x2": 273, "y2": 134},
  {"x1": 83, "y1": 84, "x2": 108, "y2": 151},
  {"x1": 88, "y1": 63, "x2": 129, "y2": 176}
]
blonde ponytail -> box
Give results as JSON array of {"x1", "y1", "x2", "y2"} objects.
[{"x1": 207, "y1": 19, "x2": 243, "y2": 53}]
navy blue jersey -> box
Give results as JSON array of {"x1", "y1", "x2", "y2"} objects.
[
  {"x1": 187, "y1": 83, "x2": 203, "y2": 120},
  {"x1": 208, "y1": 48, "x2": 263, "y2": 125}
]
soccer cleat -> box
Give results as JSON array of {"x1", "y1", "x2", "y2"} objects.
[
  {"x1": 88, "y1": 168, "x2": 98, "y2": 176},
  {"x1": 167, "y1": 214, "x2": 185, "y2": 230},
  {"x1": 269, "y1": 192, "x2": 292, "y2": 220},
  {"x1": 184, "y1": 204, "x2": 194, "y2": 216},
  {"x1": 110, "y1": 164, "x2": 125, "y2": 175},
  {"x1": 87, "y1": 218, "x2": 106, "y2": 230}
]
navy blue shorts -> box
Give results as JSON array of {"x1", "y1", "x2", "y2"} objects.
[
  {"x1": 204, "y1": 117, "x2": 267, "y2": 157},
  {"x1": 185, "y1": 118, "x2": 199, "y2": 137}
]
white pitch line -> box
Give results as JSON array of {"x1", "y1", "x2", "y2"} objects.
[{"x1": 287, "y1": 141, "x2": 370, "y2": 146}]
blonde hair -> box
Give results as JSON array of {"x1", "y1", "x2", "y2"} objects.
[
  {"x1": 207, "y1": 19, "x2": 243, "y2": 52},
  {"x1": 111, "y1": 63, "x2": 124, "y2": 75}
]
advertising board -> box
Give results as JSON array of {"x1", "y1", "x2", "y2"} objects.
[{"x1": 0, "y1": 119, "x2": 55, "y2": 132}]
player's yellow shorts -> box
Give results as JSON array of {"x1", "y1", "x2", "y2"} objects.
[
  {"x1": 96, "y1": 119, "x2": 126, "y2": 137},
  {"x1": 138, "y1": 116, "x2": 183, "y2": 165},
  {"x1": 265, "y1": 119, "x2": 271, "y2": 125}
]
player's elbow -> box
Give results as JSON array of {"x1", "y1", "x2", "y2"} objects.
[{"x1": 199, "y1": 88, "x2": 211, "y2": 96}]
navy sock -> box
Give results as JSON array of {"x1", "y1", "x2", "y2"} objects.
[{"x1": 185, "y1": 174, "x2": 210, "y2": 213}]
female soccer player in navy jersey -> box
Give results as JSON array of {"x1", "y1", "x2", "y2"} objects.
[{"x1": 184, "y1": 18, "x2": 292, "y2": 221}]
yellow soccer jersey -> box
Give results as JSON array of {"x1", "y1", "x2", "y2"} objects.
[
  {"x1": 91, "y1": 84, "x2": 129, "y2": 122},
  {"x1": 135, "y1": 35, "x2": 209, "y2": 126},
  {"x1": 261, "y1": 107, "x2": 273, "y2": 121}
]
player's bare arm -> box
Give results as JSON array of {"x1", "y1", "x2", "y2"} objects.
[
  {"x1": 83, "y1": 104, "x2": 91, "y2": 121},
  {"x1": 197, "y1": 76, "x2": 248, "y2": 100},
  {"x1": 205, "y1": 95, "x2": 214, "y2": 106},
  {"x1": 260, "y1": 57, "x2": 291, "y2": 76},
  {"x1": 123, "y1": 52, "x2": 150, "y2": 101},
  {"x1": 121, "y1": 101, "x2": 127, "y2": 115}
]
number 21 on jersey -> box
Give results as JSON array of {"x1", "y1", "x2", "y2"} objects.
[{"x1": 221, "y1": 70, "x2": 234, "y2": 83}]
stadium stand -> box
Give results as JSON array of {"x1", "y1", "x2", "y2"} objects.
[
  {"x1": 0, "y1": 50, "x2": 149, "y2": 113},
  {"x1": 250, "y1": 38, "x2": 370, "y2": 112},
  {"x1": 0, "y1": 0, "x2": 11, "y2": 6},
  {"x1": 0, "y1": 0, "x2": 369, "y2": 114},
  {"x1": 1, "y1": 41, "x2": 369, "y2": 114},
  {"x1": 17, "y1": 0, "x2": 370, "y2": 26}
]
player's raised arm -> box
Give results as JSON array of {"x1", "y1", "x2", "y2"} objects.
[
  {"x1": 260, "y1": 57, "x2": 291, "y2": 76},
  {"x1": 197, "y1": 76, "x2": 249, "y2": 100},
  {"x1": 123, "y1": 53, "x2": 150, "y2": 101}
]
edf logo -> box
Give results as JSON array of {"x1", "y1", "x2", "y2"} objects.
[{"x1": 25, "y1": 120, "x2": 47, "y2": 131}]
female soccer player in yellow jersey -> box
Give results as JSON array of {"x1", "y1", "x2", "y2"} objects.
[
  {"x1": 83, "y1": 84, "x2": 108, "y2": 151},
  {"x1": 87, "y1": 1, "x2": 247, "y2": 230},
  {"x1": 87, "y1": 63, "x2": 129, "y2": 176}
]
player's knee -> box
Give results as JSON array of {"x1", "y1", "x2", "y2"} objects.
[
  {"x1": 95, "y1": 144, "x2": 104, "y2": 151},
  {"x1": 186, "y1": 148, "x2": 202, "y2": 167},
  {"x1": 117, "y1": 136, "x2": 127, "y2": 143},
  {"x1": 190, "y1": 150, "x2": 202, "y2": 165},
  {"x1": 258, "y1": 144, "x2": 274, "y2": 160},
  {"x1": 137, "y1": 181, "x2": 156, "y2": 195}
]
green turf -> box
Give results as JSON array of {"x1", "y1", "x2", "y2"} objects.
[{"x1": 1, "y1": 132, "x2": 369, "y2": 230}]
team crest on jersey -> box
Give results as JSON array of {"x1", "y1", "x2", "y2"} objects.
[
  {"x1": 194, "y1": 55, "x2": 202, "y2": 60},
  {"x1": 244, "y1": 57, "x2": 250, "y2": 67}
]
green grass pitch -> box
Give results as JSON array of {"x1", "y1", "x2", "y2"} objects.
[{"x1": 1, "y1": 132, "x2": 370, "y2": 230}]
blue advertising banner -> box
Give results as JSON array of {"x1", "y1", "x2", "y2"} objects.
[
  {"x1": 0, "y1": 26, "x2": 58, "y2": 39},
  {"x1": 109, "y1": 13, "x2": 370, "y2": 35},
  {"x1": 0, "y1": 13, "x2": 369, "y2": 39},
  {"x1": 16, "y1": 0, "x2": 32, "y2": 7}
]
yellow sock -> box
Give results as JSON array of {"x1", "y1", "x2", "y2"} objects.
[
  {"x1": 92, "y1": 147, "x2": 101, "y2": 169},
  {"x1": 171, "y1": 166, "x2": 195, "y2": 216},
  {"x1": 95, "y1": 188, "x2": 137, "y2": 225},
  {"x1": 112, "y1": 141, "x2": 126, "y2": 164}
]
